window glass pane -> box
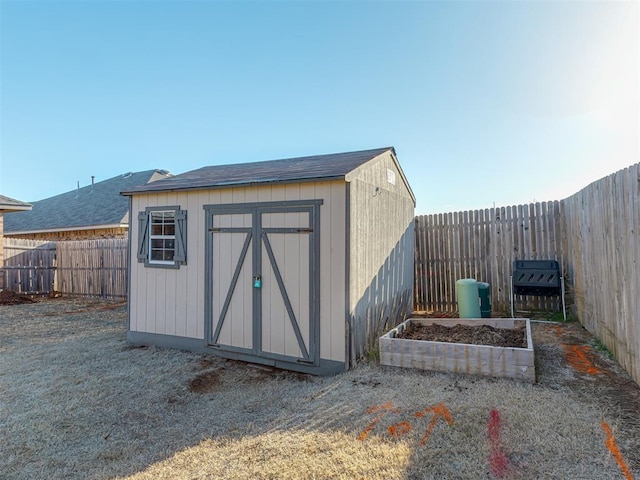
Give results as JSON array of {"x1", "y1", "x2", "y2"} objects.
[
  {"x1": 150, "y1": 249, "x2": 164, "y2": 261},
  {"x1": 148, "y1": 209, "x2": 178, "y2": 264}
]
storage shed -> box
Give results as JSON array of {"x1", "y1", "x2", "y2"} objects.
[{"x1": 122, "y1": 147, "x2": 415, "y2": 374}]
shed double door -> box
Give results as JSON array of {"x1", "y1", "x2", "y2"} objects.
[{"x1": 206, "y1": 201, "x2": 321, "y2": 367}]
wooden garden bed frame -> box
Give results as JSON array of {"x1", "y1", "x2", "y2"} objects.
[{"x1": 379, "y1": 318, "x2": 535, "y2": 382}]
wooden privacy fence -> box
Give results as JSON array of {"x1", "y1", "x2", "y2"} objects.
[
  {"x1": 1, "y1": 238, "x2": 56, "y2": 293},
  {"x1": 563, "y1": 163, "x2": 639, "y2": 386},
  {"x1": 414, "y1": 201, "x2": 565, "y2": 313},
  {"x1": 55, "y1": 239, "x2": 128, "y2": 298},
  {"x1": 2, "y1": 238, "x2": 128, "y2": 298},
  {"x1": 414, "y1": 163, "x2": 639, "y2": 386}
]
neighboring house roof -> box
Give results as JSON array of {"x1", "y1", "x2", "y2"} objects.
[
  {"x1": 4, "y1": 170, "x2": 171, "y2": 235},
  {"x1": 121, "y1": 147, "x2": 413, "y2": 201},
  {"x1": 0, "y1": 195, "x2": 32, "y2": 213}
]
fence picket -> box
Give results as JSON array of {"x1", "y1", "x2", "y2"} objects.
[
  {"x1": 2, "y1": 238, "x2": 127, "y2": 298},
  {"x1": 414, "y1": 164, "x2": 639, "y2": 385},
  {"x1": 415, "y1": 200, "x2": 566, "y2": 314}
]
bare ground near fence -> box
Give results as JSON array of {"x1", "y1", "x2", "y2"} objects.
[{"x1": 1, "y1": 298, "x2": 639, "y2": 480}]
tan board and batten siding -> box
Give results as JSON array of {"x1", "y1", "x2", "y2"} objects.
[
  {"x1": 127, "y1": 148, "x2": 415, "y2": 374},
  {"x1": 345, "y1": 151, "x2": 415, "y2": 363},
  {"x1": 129, "y1": 180, "x2": 348, "y2": 363}
]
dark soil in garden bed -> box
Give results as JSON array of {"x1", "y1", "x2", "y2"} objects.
[
  {"x1": 397, "y1": 322, "x2": 527, "y2": 348},
  {"x1": 0, "y1": 290, "x2": 36, "y2": 305}
]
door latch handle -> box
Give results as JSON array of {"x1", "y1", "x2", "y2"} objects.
[{"x1": 253, "y1": 274, "x2": 262, "y2": 288}]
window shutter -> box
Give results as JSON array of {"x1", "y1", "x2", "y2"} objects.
[
  {"x1": 174, "y1": 210, "x2": 187, "y2": 264},
  {"x1": 137, "y1": 211, "x2": 149, "y2": 263}
]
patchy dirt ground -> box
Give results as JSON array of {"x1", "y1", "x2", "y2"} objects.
[
  {"x1": 1, "y1": 298, "x2": 639, "y2": 480},
  {"x1": 397, "y1": 322, "x2": 526, "y2": 348},
  {"x1": 0, "y1": 289, "x2": 36, "y2": 305},
  {"x1": 532, "y1": 320, "x2": 640, "y2": 438}
]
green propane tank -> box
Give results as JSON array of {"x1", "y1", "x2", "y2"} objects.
[
  {"x1": 456, "y1": 278, "x2": 481, "y2": 318},
  {"x1": 478, "y1": 282, "x2": 491, "y2": 318}
]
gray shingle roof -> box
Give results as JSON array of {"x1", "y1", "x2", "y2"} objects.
[
  {"x1": 121, "y1": 147, "x2": 394, "y2": 195},
  {"x1": 3, "y1": 170, "x2": 171, "y2": 234},
  {"x1": 0, "y1": 195, "x2": 32, "y2": 212}
]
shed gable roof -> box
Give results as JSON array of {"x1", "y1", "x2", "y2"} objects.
[
  {"x1": 4, "y1": 170, "x2": 171, "y2": 234},
  {"x1": 121, "y1": 147, "x2": 395, "y2": 195}
]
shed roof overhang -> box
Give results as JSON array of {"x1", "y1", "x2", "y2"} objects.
[
  {"x1": 121, "y1": 175, "x2": 349, "y2": 196},
  {"x1": 120, "y1": 147, "x2": 398, "y2": 196}
]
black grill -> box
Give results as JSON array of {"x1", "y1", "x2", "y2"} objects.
[
  {"x1": 510, "y1": 259, "x2": 566, "y2": 320},
  {"x1": 512, "y1": 260, "x2": 562, "y2": 296}
]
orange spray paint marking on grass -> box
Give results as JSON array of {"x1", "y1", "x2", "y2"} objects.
[
  {"x1": 358, "y1": 401, "x2": 400, "y2": 441},
  {"x1": 488, "y1": 409, "x2": 510, "y2": 479},
  {"x1": 601, "y1": 421, "x2": 634, "y2": 480},
  {"x1": 414, "y1": 402, "x2": 453, "y2": 445},
  {"x1": 563, "y1": 344, "x2": 603, "y2": 375},
  {"x1": 387, "y1": 421, "x2": 412, "y2": 438}
]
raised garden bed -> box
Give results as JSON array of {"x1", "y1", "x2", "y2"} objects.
[{"x1": 379, "y1": 318, "x2": 535, "y2": 382}]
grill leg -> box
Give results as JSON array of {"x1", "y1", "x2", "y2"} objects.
[
  {"x1": 561, "y1": 276, "x2": 567, "y2": 321},
  {"x1": 510, "y1": 275, "x2": 514, "y2": 318}
]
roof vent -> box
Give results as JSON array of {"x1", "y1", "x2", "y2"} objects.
[{"x1": 122, "y1": 172, "x2": 133, "y2": 178}]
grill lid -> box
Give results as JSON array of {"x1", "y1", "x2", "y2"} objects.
[{"x1": 512, "y1": 260, "x2": 561, "y2": 296}]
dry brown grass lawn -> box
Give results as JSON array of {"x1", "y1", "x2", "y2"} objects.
[{"x1": 1, "y1": 298, "x2": 639, "y2": 479}]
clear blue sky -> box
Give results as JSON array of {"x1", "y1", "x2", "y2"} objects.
[{"x1": 1, "y1": 0, "x2": 637, "y2": 214}]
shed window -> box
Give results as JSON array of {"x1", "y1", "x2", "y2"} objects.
[
  {"x1": 137, "y1": 207, "x2": 187, "y2": 267},
  {"x1": 150, "y1": 211, "x2": 176, "y2": 263}
]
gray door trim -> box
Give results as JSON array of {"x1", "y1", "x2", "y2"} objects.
[
  {"x1": 261, "y1": 231, "x2": 310, "y2": 360},
  {"x1": 253, "y1": 208, "x2": 262, "y2": 357},
  {"x1": 210, "y1": 230, "x2": 252, "y2": 346},
  {"x1": 204, "y1": 199, "x2": 323, "y2": 368},
  {"x1": 204, "y1": 205, "x2": 255, "y2": 350}
]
